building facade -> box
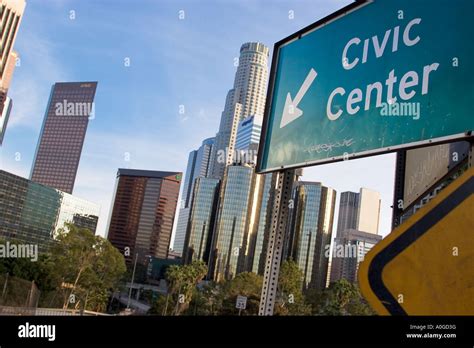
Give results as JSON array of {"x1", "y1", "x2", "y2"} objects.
[
  {"x1": 249, "y1": 173, "x2": 277, "y2": 275},
  {"x1": 209, "y1": 164, "x2": 265, "y2": 281},
  {"x1": 0, "y1": 50, "x2": 17, "y2": 121},
  {"x1": 235, "y1": 114, "x2": 262, "y2": 151},
  {"x1": 107, "y1": 169, "x2": 181, "y2": 263},
  {"x1": 0, "y1": 95, "x2": 11, "y2": 144},
  {"x1": 0, "y1": 169, "x2": 99, "y2": 251},
  {"x1": 336, "y1": 188, "x2": 381, "y2": 237},
  {"x1": 209, "y1": 42, "x2": 269, "y2": 179},
  {"x1": 356, "y1": 188, "x2": 381, "y2": 235},
  {"x1": 30, "y1": 82, "x2": 97, "y2": 193},
  {"x1": 183, "y1": 177, "x2": 220, "y2": 264},
  {"x1": 330, "y1": 229, "x2": 382, "y2": 283},
  {"x1": 336, "y1": 191, "x2": 360, "y2": 238},
  {"x1": 0, "y1": 27, "x2": 23, "y2": 145},
  {"x1": 0, "y1": 0, "x2": 25, "y2": 84},
  {"x1": 287, "y1": 182, "x2": 336, "y2": 290},
  {"x1": 173, "y1": 137, "x2": 214, "y2": 255}
]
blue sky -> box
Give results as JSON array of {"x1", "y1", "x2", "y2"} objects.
[{"x1": 0, "y1": 0, "x2": 395, "y2": 239}]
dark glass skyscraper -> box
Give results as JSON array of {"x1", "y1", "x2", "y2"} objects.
[
  {"x1": 250, "y1": 173, "x2": 277, "y2": 275},
  {"x1": 183, "y1": 177, "x2": 220, "y2": 264},
  {"x1": 336, "y1": 191, "x2": 359, "y2": 238},
  {"x1": 288, "y1": 182, "x2": 336, "y2": 290},
  {"x1": 173, "y1": 137, "x2": 215, "y2": 255},
  {"x1": 107, "y1": 169, "x2": 182, "y2": 263},
  {"x1": 30, "y1": 82, "x2": 97, "y2": 194},
  {"x1": 209, "y1": 164, "x2": 265, "y2": 281}
]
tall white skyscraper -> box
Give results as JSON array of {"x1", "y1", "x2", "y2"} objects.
[
  {"x1": 209, "y1": 42, "x2": 269, "y2": 179},
  {"x1": 173, "y1": 137, "x2": 215, "y2": 255},
  {"x1": 329, "y1": 188, "x2": 381, "y2": 284},
  {"x1": 357, "y1": 188, "x2": 381, "y2": 235},
  {"x1": 336, "y1": 188, "x2": 381, "y2": 237}
]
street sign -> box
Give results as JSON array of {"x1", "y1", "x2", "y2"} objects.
[
  {"x1": 257, "y1": 0, "x2": 474, "y2": 173},
  {"x1": 358, "y1": 167, "x2": 474, "y2": 315},
  {"x1": 235, "y1": 295, "x2": 247, "y2": 310},
  {"x1": 403, "y1": 141, "x2": 469, "y2": 208}
]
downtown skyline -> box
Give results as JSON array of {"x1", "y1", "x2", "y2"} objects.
[{"x1": 0, "y1": 0, "x2": 395, "y2": 241}]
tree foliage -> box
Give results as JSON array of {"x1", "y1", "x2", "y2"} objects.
[
  {"x1": 159, "y1": 260, "x2": 208, "y2": 315},
  {"x1": 274, "y1": 260, "x2": 311, "y2": 315},
  {"x1": 0, "y1": 225, "x2": 126, "y2": 312},
  {"x1": 50, "y1": 224, "x2": 126, "y2": 312},
  {"x1": 306, "y1": 279, "x2": 375, "y2": 315}
]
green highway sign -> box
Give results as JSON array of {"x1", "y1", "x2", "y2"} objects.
[{"x1": 257, "y1": 0, "x2": 474, "y2": 173}]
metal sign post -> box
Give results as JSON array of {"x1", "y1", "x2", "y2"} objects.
[{"x1": 258, "y1": 170, "x2": 295, "y2": 316}]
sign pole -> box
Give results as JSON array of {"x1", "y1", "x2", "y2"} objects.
[{"x1": 258, "y1": 169, "x2": 295, "y2": 316}]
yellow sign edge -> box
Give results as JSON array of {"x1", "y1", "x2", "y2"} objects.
[{"x1": 358, "y1": 166, "x2": 474, "y2": 315}]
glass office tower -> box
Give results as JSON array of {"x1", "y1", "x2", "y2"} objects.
[
  {"x1": 250, "y1": 173, "x2": 276, "y2": 275},
  {"x1": 209, "y1": 164, "x2": 264, "y2": 281},
  {"x1": 183, "y1": 177, "x2": 220, "y2": 264},
  {"x1": 173, "y1": 137, "x2": 215, "y2": 255},
  {"x1": 107, "y1": 169, "x2": 182, "y2": 263},
  {"x1": 0, "y1": 170, "x2": 99, "y2": 251},
  {"x1": 289, "y1": 182, "x2": 336, "y2": 290},
  {"x1": 330, "y1": 229, "x2": 382, "y2": 284}
]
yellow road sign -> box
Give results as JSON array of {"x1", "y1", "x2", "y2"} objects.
[{"x1": 359, "y1": 167, "x2": 474, "y2": 315}]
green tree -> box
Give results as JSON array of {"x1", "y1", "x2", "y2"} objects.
[
  {"x1": 161, "y1": 261, "x2": 208, "y2": 315},
  {"x1": 186, "y1": 281, "x2": 224, "y2": 316},
  {"x1": 307, "y1": 279, "x2": 375, "y2": 315},
  {"x1": 219, "y1": 272, "x2": 263, "y2": 315},
  {"x1": 275, "y1": 260, "x2": 311, "y2": 315},
  {"x1": 148, "y1": 294, "x2": 168, "y2": 315},
  {"x1": 50, "y1": 223, "x2": 126, "y2": 312}
]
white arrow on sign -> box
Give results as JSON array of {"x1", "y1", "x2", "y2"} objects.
[{"x1": 280, "y1": 68, "x2": 317, "y2": 128}]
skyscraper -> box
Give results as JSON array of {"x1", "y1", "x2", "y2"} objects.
[
  {"x1": 336, "y1": 191, "x2": 359, "y2": 238},
  {"x1": 250, "y1": 173, "x2": 277, "y2": 275},
  {"x1": 0, "y1": 0, "x2": 25, "y2": 84},
  {"x1": 330, "y1": 188, "x2": 381, "y2": 284},
  {"x1": 330, "y1": 229, "x2": 382, "y2": 284},
  {"x1": 1, "y1": 0, "x2": 24, "y2": 142},
  {"x1": 0, "y1": 51, "x2": 17, "y2": 109},
  {"x1": 288, "y1": 182, "x2": 336, "y2": 290},
  {"x1": 209, "y1": 164, "x2": 265, "y2": 281},
  {"x1": 357, "y1": 188, "x2": 381, "y2": 235},
  {"x1": 0, "y1": 169, "x2": 99, "y2": 251},
  {"x1": 0, "y1": 50, "x2": 19, "y2": 144},
  {"x1": 209, "y1": 42, "x2": 269, "y2": 179},
  {"x1": 173, "y1": 137, "x2": 214, "y2": 255},
  {"x1": 107, "y1": 169, "x2": 182, "y2": 263},
  {"x1": 235, "y1": 114, "x2": 263, "y2": 151},
  {"x1": 0, "y1": 96, "x2": 11, "y2": 144},
  {"x1": 30, "y1": 82, "x2": 97, "y2": 194},
  {"x1": 336, "y1": 188, "x2": 381, "y2": 237},
  {"x1": 183, "y1": 177, "x2": 220, "y2": 264}
]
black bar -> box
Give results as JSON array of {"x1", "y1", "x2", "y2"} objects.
[{"x1": 0, "y1": 315, "x2": 473, "y2": 346}]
